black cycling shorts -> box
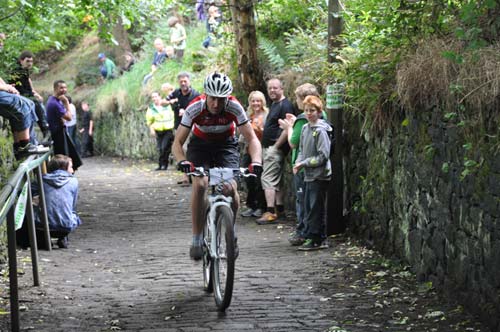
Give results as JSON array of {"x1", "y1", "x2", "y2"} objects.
[{"x1": 186, "y1": 135, "x2": 240, "y2": 169}]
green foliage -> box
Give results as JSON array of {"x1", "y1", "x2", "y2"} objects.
[
  {"x1": 0, "y1": 129, "x2": 14, "y2": 186},
  {"x1": 255, "y1": 0, "x2": 328, "y2": 39},
  {"x1": 258, "y1": 37, "x2": 285, "y2": 72},
  {"x1": 75, "y1": 66, "x2": 102, "y2": 87},
  {"x1": 0, "y1": 0, "x2": 202, "y2": 77},
  {"x1": 92, "y1": 23, "x2": 210, "y2": 115},
  {"x1": 89, "y1": 22, "x2": 239, "y2": 158}
]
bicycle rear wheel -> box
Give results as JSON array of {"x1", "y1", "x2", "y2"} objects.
[
  {"x1": 212, "y1": 205, "x2": 235, "y2": 311},
  {"x1": 203, "y1": 208, "x2": 213, "y2": 292}
]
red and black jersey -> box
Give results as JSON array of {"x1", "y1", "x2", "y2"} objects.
[{"x1": 180, "y1": 95, "x2": 249, "y2": 141}]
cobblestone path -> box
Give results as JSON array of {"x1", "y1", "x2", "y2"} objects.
[{"x1": 0, "y1": 157, "x2": 487, "y2": 332}]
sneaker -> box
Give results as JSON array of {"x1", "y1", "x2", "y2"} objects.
[
  {"x1": 252, "y1": 208, "x2": 263, "y2": 218},
  {"x1": 255, "y1": 212, "x2": 278, "y2": 225},
  {"x1": 288, "y1": 231, "x2": 305, "y2": 246},
  {"x1": 297, "y1": 239, "x2": 329, "y2": 251},
  {"x1": 39, "y1": 140, "x2": 53, "y2": 147},
  {"x1": 240, "y1": 207, "x2": 255, "y2": 217},
  {"x1": 190, "y1": 245, "x2": 203, "y2": 260},
  {"x1": 17, "y1": 143, "x2": 50, "y2": 155},
  {"x1": 56, "y1": 237, "x2": 68, "y2": 249}
]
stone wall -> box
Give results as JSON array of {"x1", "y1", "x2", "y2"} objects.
[
  {"x1": 94, "y1": 107, "x2": 156, "y2": 160},
  {"x1": 344, "y1": 109, "x2": 500, "y2": 331},
  {"x1": 0, "y1": 123, "x2": 15, "y2": 263}
]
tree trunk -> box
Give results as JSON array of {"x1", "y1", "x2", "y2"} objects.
[
  {"x1": 229, "y1": 0, "x2": 264, "y2": 95},
  {"x1": 111, "y1": 17, "x2": 132, "y2": 68}
]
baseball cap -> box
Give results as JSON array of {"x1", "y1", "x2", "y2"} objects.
[{"x1": 98, "y1": 53, "x2": 105, "y2": 59}]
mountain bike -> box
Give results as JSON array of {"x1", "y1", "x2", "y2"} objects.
[{"x1": 188, "y1": 167, "x2": 254, "y2": 311}]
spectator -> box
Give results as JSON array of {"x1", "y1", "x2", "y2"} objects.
[
  {"x1": 64, "y1": 95, "x2": 79, "y2": 151},
  {"x1": 18, "y1": 154, "x2": 82, "y2": 249},
  {"x1": 256, "y1": 78, "x2": 295, "y2": 224},
  {"x1": 0, "y1": 78, "x2": 48, "y2": 158},
  {"x1": 160, "y1": 82, "x2": 175, "y2": 101},
  {"x1": 293, "y1": 95, "x2": 331, "y2": 251},
  {"x1": 164, "y1": 72, "x2": 200, "y2": 185},
  {"x1": 79, "y1": 101, "x2": 94, "y2": 158},
  {"x1": 142, "y1": 38, "x2": 169, "y2": 85},
  {"x1": 240, "y1": 91, "x2": 268, "y2": 218},
  {"x1": 168, "y1": 17, "x2": 187, "y2": 61},
  {"x1": 146, "y1": 91, "x2": 175, "y2": 171},
  {"x1": 202, "y1": 6, "x2": 221, "y2": 48},
  {"x1": 278, "y1": 83, "x2": 322, "y2": 245},
  {"x1": 122, "y1": 51, "x2": 136, "y2": 72},
  {"x1": 202, "y1": 5, "x2": 222, "y2": 48},
  {"x1": 98, "y1": 53, "x2": 117, "y2": 80},
  {"x1": 164, "y1": 72, "x2": 200, "y2": 129},
  {"x1": 196, "y1": 0, "x2": 206, "y2": 21},
  {"x1": 8, "y1": 50, "x2": 50, "y2": 142},
  {"x1": 46, "y1": 80, "x2": 82, "y2": 170}
]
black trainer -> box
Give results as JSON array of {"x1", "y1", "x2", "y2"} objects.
[
  {"x1": 57, "y1": 237, "x2": 68, "y2": 249},
  {"x1": 16, "y1": 143, "x2": 50, "y2": 158},
  {"x1": 190, "y1": 245, "x2": 203, "y2": 260}
]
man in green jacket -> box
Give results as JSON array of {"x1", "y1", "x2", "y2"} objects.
[{"x1": 98, "y1": 53, "x2": 117, "y2": 80}]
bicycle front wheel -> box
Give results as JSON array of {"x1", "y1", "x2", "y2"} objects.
[
  {"x1": 203, "y1": 208, "x2": 213, "y2": 293},
  {"x1": 212, "y1": 205, "x2": 235, "y2": 311}
]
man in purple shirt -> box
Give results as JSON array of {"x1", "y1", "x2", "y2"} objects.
[{"x1": 46, "y1": 80, "x2": 82, "y2": 169}]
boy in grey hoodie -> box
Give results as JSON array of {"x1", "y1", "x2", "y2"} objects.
[{"x1": 293, "y1": 95, "x2": 332, "y2": 250}]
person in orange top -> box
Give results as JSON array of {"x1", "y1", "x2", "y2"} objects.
[{"x1": 240, "y1": 91, "x2": 268, "y2": 218}]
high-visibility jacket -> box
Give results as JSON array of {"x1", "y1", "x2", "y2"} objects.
[{"x1": 146, "y1": 104, "x2": 174, "y2": 131}]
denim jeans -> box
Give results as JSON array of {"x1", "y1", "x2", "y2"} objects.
[
  {"x1": 0, "y1": 91, "x2": 34, "y2": 131},
  {"x1": 302, "y1": 180, "x2": 329, "y2": 242}
]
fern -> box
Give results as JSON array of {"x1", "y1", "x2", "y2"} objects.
[{"x1": 258, "y1": 37, "x2": 286, "y2": 71}]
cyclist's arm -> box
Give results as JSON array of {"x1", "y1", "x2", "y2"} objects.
[
  {"x1": 239, "y1": 122, "x2": 262, "y2": 164},
  {"x1": 173, "y1": 125, "x2": 191, "y2": 162}
]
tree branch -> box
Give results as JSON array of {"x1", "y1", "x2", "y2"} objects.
[{"x1": 0, "y1": 6, "x2": 22, "y2": 23}]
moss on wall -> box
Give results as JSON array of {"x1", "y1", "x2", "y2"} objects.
[
  {"x1": 345, "y1": 106, "x2": 500, "y2": 329},
  {"x1": 94, "y1": 107, "x2": 156, "y2": 160},
  {"x1": 0, "y1": 126, "x2": 15, "y2": 264}
]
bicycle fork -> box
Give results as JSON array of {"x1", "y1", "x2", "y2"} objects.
[{"x1": 207, "y1": 195, "x2": 233, "y2": 259}]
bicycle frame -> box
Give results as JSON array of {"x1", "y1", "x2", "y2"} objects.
[{"x1": 206, "y1": 194, "x2": 232, "y2": 259}]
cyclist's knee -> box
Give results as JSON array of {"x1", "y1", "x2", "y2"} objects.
[
  {"x1": 222, "y1": 182, "x2": 235, "y2": 197},
  {"x1": 192, "y1": 177, "x2": 208, "y2": 192}
]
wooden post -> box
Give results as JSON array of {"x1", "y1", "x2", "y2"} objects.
[
  {"x1": 326, "y1": 0, "x2": 345, "y2": 235},
  {"x1": 326, "y1": 84, "x2": 345, "y2": 235}
]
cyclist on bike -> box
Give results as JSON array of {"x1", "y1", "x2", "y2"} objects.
[{"x1": 173, "y1": 72, "x2": 263, "y2": 260}]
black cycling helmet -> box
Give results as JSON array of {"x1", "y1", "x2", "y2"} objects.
[{"x1": 204, "y1": 72, "x2": 233, "y2": 97}]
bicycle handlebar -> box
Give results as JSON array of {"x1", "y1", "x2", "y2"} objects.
[{"x1": 187, "y1": 167, "x2": 256, "y2": 178}]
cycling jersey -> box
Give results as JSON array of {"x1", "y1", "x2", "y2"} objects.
[{"x1": 180, "y1": 95, "x2": 248, "y2": 141}]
